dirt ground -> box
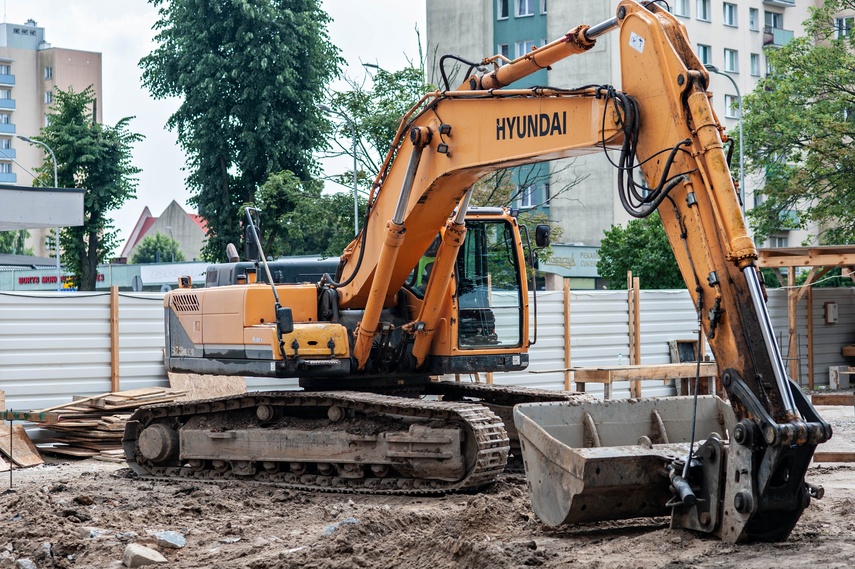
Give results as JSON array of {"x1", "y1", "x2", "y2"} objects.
[{"x1": 1, "y1": 406, "x2": 853, "y2": 569}]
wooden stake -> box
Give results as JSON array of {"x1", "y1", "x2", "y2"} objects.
[
  {"x1": 110, "y1": 285, "x2": 120, "y2": 392},
  {"x1": 563, "y1": 278, "x2": 572, "y2": 391},
  {"x1": 807, "y1": 285, "x2": 814, "y2": 389},
  {"x1": 787, "y1": 268, "x2": 798, "y2": 383}
]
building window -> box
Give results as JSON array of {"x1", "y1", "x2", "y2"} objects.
[
  {"x1": 0, "y1": 163, "x2": 11, "y2": 174},
  {"x1": 697, "y1": 0, "x2": 711, "y2": 22},
  {"x1": 768, "y1": 235, "x2": 788, "y2": 248},
  {"x1": 749, "y1": 8, "x2": 759, "y2": 31},
  {"x1": 724, "y1": 94, "x2": 740, "y2": 119},
  {"x1": 697, "y1": 44, "x2": 712, "y2": 65},
  {"x1": 0, "y1": 89, "x2": 10, "y2": 100},
  {"x1": 0, "y1": 114, "x2": 9, "y2": 124},
  {"x1": 724, "y1": 48, "x2": 739, "y2": 73},
  {"x1": 516, "y1": 0, "x2": 534, "y2": 17},
  {"x1": 45, "y1": 115, "x2": 52, "y2": 127},
  {"x1": 540, "y1": 0, "x2": 547, "y2": 14},
  {"x1": 519, "y1": 184, "x2": 536, "y2": 208},
  {"x1": 836, "y1": 17, "x2": 854, "y2": 39},
  {"x1": 498, "y1": 43, "x2": 510, "y2": 64},
  {"x1": 0, "y1": 138, "x2": 10, "y2": 149},
  {"x1": 44, "y1": 66, "x2": 53, "y2": 80},
  {"x1": 723, "y1": 3, "x2": 737, "y2": 27},
  {"x1": 765, "y1": 11, "x2": 783, "y2": 30},
  {"x1": 516, "y1": 40, "x2": 537, "y2": 58},
  {"x1": 672, "y1": 0, "x2": 689, "y2": 17},
  {"x1": 44, "y1": 91, "x2": 53, "y2": 104},
  {"x1": 498, "y1": 0, "x2": 509, "y2": 20},
  {"x1": 750, "y1": 53, "x2": 760, "y2": 76},
  {"x1": 0, "y1": 65, "x2": 9, "y2": 75}
]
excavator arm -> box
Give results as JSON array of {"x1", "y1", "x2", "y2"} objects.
[{"x1": 342, "y1": 0, "x2": 833, "y2": 542}]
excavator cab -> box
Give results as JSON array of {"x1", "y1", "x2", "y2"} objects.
[{"x1": 455, "y1": 219, "x2": 521, "y2": 349}]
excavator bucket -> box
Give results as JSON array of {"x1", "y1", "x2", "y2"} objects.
[{"x1": 513, "y1": 396, "x2": 736, "y2": 527}]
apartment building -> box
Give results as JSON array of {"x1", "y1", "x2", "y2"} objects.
[
  {"x1": 426, "y1": 1, "x2": 812, "y2": 262},
  {"x1": 0, "y1": 19, "x2": 102, "y2": 257}
]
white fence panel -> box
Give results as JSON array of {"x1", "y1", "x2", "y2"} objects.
[
  {"x1": 0, "y1": 292, "x2": 115, "y2": 411},
  {"x1": 2, "y1": 285, "x2": 846, "y2": 411}
]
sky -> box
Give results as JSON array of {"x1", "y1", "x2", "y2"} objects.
[{"x1": 5, "y1": 0, "x2": 427, "y2": 246}]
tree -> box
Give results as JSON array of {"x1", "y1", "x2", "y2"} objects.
[
  {"x1": 252, "y1": 170, "x2": 362, "y2": 258},
  {"x1": 741, "y1": 0, "x2": 855, "y2": 244},
  {"x1": 141, "y1": 0, "x2": 342, "y2": 261},
  {"x1": 0, "y1": 230, "x2": 32, "y2": 255},
  {"x1": 34, "y1": 87, "x2": 141, "y2": 290},
  {"x1": 131, "y1": 232, "x2": 186, "y2": 264},
  {"x1": 322, "y1": 59, "x2": 434, "y2": 194},
  {"x1": 596, "y1": 213, "x2": 684, "y2": 289}
]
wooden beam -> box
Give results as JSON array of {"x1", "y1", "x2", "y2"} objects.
[
  {"x1": 631, "y1": 276, "x2": 641, "y2": 397},
  {"x1": 807, "y1": 285, "x2": 814, "y2": 390},
  {"x1": 787, "y1": 269, "x2": 799, "y2": 383},
  {"x1": 563, "y1": 278, "x2": 572, "y2": 392},
  {"x1": 813, "y1": 451, "x2": 855, "y2": 463},
  {"x1": 811, "y1": 392, "x2": 855, "y2": 406},
  {"x1": 110, "y1": 285, "x2": 120, "y2": 392},
  {"x1": 627, "y1": 271, "x2": 636, "y2": 366}
]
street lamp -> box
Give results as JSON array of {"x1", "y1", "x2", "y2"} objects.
[
  {"x1": 18, "y1": 135, "x2": 61, "y2": 289},
  {"x1": 318, "y1": 104, "x2": 360, "y2": 236},
  {"x1": 704, "y1": 64, "x2": 744, "y2": 210}
]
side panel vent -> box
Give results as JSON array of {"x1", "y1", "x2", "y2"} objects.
[{"x1": 172, "y1": 293, "x2": 201, "y2": 313}]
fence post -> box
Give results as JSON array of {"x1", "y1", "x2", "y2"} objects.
[
  {"x1": 110, "y1": 286, "x2": 120, "y2": 392},
  {"x1": 563, "y1": 278, "x2": 572, "y2": 391}
]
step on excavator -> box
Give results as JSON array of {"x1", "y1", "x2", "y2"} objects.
[{"x1": 124, "y1": 0, "x2": 830, "y2": 542}]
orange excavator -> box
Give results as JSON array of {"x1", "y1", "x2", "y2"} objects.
[{"x1": 124, "y1": 0, "x2": 830, "y2": 542}]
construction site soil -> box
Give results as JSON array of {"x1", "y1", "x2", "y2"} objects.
[{"x1": 0, "y1": 406, "x2": 853, "y2": 569}]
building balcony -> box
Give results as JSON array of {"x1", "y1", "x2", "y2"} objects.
[
  {"x1": 0, "y1": 173, "x2": 16, "y2": 183},
  {"x1": 0, "y1": 99, "x2": 15, "y2": 110},
  {"x1": 764, "y1": 27, "x2": 794, "y2": 47},
  {"x1": 763, "y1": 0, "x2": 795, "y2": 7},
  {"x1": 0, "y1": 124, "x2": 15, "y2": 134},
  {"x1": 0, "y1": 148, "x2": 16, "y2": 160},
  {"x1": 0, "y1": 74, "x2": 14, "y2": 85}
]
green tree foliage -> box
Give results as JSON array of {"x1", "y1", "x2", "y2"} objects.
[
  {"x1": 741, "y1": 0, "x2": 855, "y2": 244},
  {"x1": 252, "y1": 171, "x2": 362, "y2": 258},
  {"x1": 324, "y1": 60, "x2": 434, "y2": 188},
  {"x1": 35, "y1": 87, "x2": 141, "y2": 290},
  {"x1": 141, "y1": 0, "x2": 342, "y2": 260},
  {"x1": 0, "y1": 231, "x2": 32, "y2": 255},
  {"x1": 597, "y1": 213, "x2": 684, "y2": 289},
  {"x1": 131, "y1": 232, "x2": 186, "y2": 264}
]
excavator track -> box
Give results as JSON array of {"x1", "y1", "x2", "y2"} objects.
[{"x1": 123, "y1": 390, "x2": 509, "y2": 494}]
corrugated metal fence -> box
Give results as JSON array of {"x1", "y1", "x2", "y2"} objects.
[{"x1": 1, "y1": 287, "x2": 847, "y2": 411}]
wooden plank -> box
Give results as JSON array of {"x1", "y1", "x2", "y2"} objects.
[
  {"x1": 0, "y1": 425, "x2": 44, "y2": 467},
  {"x1": 813, "y1": 451, "x2": 855, "y2": 463},
  {"x1": 168, "y1": 372, "x2": 247, "y2": 401},
  {"x1": 573, "y1": 363, "x2": 717, "y2": 383},
  {"x1": 38, "y1": 445, "x2": 98, "y2": 458},
  {"x1": 811, "y1": 393, "x2": 855, "y2": 406},
  {"x1": 34, "y1": 393, "x2": 111, "y2": 413},
  {"x1": 0, "y1": 454, "x2": 10, "y2": 472},
  {"x1": 0, "y1": 388, "x2": 4, "y2": 412}
]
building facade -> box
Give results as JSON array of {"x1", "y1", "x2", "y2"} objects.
[
  {"x1": 426, "y1": 0, "x2": 813, "y2": 280},
  {"x1": 0, "y1": 19, "x2": 102, "y2": 257}
]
